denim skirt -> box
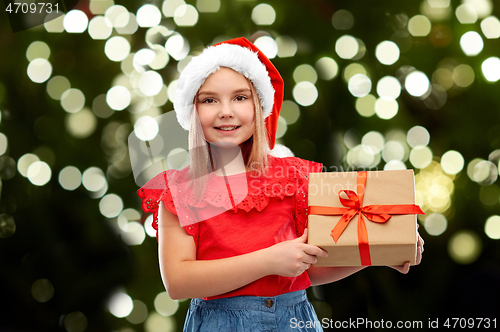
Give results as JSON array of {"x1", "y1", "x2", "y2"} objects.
[{"x1": 183, "y1": 290, "x2": 323, "y2": 332}]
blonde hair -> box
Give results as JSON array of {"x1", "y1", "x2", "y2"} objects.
[{"x1": 187, "y1": 74, "x2": 269, "y2": 200}]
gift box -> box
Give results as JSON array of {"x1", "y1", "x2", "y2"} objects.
[{"x1": 307, "y1": 170, "x2": 424, "y2": 267}]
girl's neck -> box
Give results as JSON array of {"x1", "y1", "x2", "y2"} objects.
[{"x1": 210, "y1": 144, "x2": 247, "y2": 176}]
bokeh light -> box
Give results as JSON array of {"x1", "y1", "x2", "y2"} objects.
[
  {"x1": 382, "y1": 141, "x2": 405, "y2": 162},
  {"x1": 93, "y1": 94, "x2": 115, "y2": 118},
  {"x1": 348, "y1": 74, "x2": 371, "y2": 97},
  {"x1": 0, "y1": 214, "x2": 16, "y2": 238},
  {"x1": 27, "y1": 58, "x2": 52, "y2": 83},
  {"x1": 335, "y1": 35, "x2": 359, "y2": 59},
  {"x1": 126, "y1": 299, "x2": 149, "y2": 324},
  {"x1": 0, "y1": 156, "x2": 16, "y2": 180},
  {"x1": 154, "y1": 292, "x2": 179, "y2": 316},
  {"x1": 280, "y1": 100, "x2": 300, "y2": 125},
  {"x1": 66, "y1": 108, "x2": 97, "y2": 138},
  {"x1": 144, "y1": 215, "x2": 157, "y2": 237},
  {"x1": 332, "y1": 9, "x2": 354, "y2": 30},
  {"x1": 105, "y1": 36, "x2": 131, "y2": 62},
  {"x1": 64, "y1": 311, "x2": 88, "y2": 332},
  {"x1": 440, "y1": 150, "x2": 464, "y2": 175},
  {"x1": 0, "y1": 133, "x2": 6, "y2": 156},
  {"x1": 63, "y1": 10, "x2": 89, "y2": 33},
  {"x1": 107, "y1": 86, "x2": 131, "y2": 111},
  {"x1": 472, "y1": 160, "x2": 498, "y2": 185},
  {"x1": 108, "y1": 292, "x2": 134, "y2": 318},
  {"x1": 105, "y1": 5, "x2": 130, "y2": 28},
  {"x1": 456, "y1": 4, "x2": 478, "y2": 23},
  {"x1": 121, "y1": 221, "x2": 146, "y2": 245},
  {"x1": 27, "y1": 161, "x2": 52, "y2": 186},
  {"x1": 59, "y1": 166, "x2": 82, "y2": 191},
  {"x1": 481, "y1": 57, "x2": 500, "y2": 82},
  {"x1": 405, "y1": 71, "x2": 430, "y2": 97},
  {"x1": 376, "y1": 76, "x2": 401, "y2": 100},
  {"x1": 480, "y1": 16, "x2": 500, "y2": 38},
  {"x1": 17, "y1": 154, "x2": 39, "y2": 177},
  {"x1": 138, "y1": 71, "x2": 164, "y2": 96},
  {"x1": 137, "y1": 4, "x2": 162, "y2": 27},
  {"x1": 252, "y1": 3, "x2": 276, "y2": 25},
  {"x1": 31, "y1": 279, "x2": 55, "y2": 303},
  {"x1": 315, "y1": 57, "x2": 338, "y2": 80},
  {"x1": 408, "y1": 15, "x2": 431, "y2": 37},
  {"x1": 484, "y1": 215, "x2": 500, "y2": 239},
  {"x1": 355, "y1": 94, "x2": 376, "y2": 117},
  {"x1": 61, "y1": 88, "x2": 85, "y2": 114},
  {"x1": 276, "y1": 36, "x2": 297, "y2": 58},
  {"x1": 460, "y1": 31, "x2": 484, "y2": 56},
  {"x1": 99, "y1": 194, "x2": 124, "y2": 218},
  {"x1": 165, "y1": 34, "x2": 189, "y2": 61},
  {"x1": 47, "y1": 76, "x2": 71, "y2": 100},
  {"x1": 415, "y1": 161, "x2": 454, "y2": 213},
  {"x1": 276, "y1": 116, "x2": 287, "y2": 139},
  {"x1": 166, "y1": 148, "x2": 189, "y2": 170},
  {"x1": 197, "y1": 0, "x2": 221, "y2": 13},
  {"x1": 144, "y1": 313, "x2": 175, "y2": 332},
  {"x1": 452, "y1": 64, "x2": 475, "y2": 87},
  {"x1": 407, "y1": 126, "x2": 430, "y2": 148},
  {"x1": 44, "y1": 12, "x2": 65, "y2": 33},
  {"x1": 173, "y1": 4, "x2": 199, "y2": 26},
  {"x1": 384, "y1": 160, "x2": 406, "y2": 170},
  {"x1": 82, "y1": 167, "x2": 107, "y2": 192},
  {"x1": 254, "y1": 36, "x2": 278, "y2": 59},
  {"x1": 90, "y1": 0, "x2": 114, "y2": 14},
  {"x1": 409, "y1": 146, "x2": 433, "y2": 169},
  {"x1": 26, "y1": 41, "x2": 50, "y2": 61},
  {"x1": 361, "y1": 131, "x2": 384, "y2": 154},
  {"x1": 293, "y1": 81, "x2": 318, "y2": 106},
  {"x1": 134, "y1": 116, "x2": 160, "y2": 141},
  {"x1": 448, "y1": 230, "x2": 482, "y2": 264},
  {"x1": 293, "y1": 64, "x2": 318, "y2": 84},
  {"x1": 162, "y1": 0, "x2": 185, "y2": 17},
  {"x1": 424, "y1": 213, "x2": 447, "y2": 236},
  {"x1": 375, "y1": 98, "x2": 398, "y2": 120},
  {"x1": 375, "y1": 41, "x2": 400, "y2": 65},
  {"x1": 464, "y1": 0, "x2": 493, "y2": 18},
  {"x1": 88, "y1": 16, "x2": 113, "y2": 40}
]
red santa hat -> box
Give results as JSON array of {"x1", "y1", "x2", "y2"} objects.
[{"x1": 173, "y1": 37, "x2": 284, "y2": 150}]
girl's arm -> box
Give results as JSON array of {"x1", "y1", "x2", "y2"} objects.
[{"x1": 158, "y1": 203, "x2": 327, "y2": 300}]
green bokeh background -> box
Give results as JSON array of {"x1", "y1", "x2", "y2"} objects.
[{"x1": 1, "y1": 0, "x2": 499, "y2": 331}]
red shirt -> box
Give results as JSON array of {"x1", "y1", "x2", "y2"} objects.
[{"x1": 138, "y1": 155, "x2": 323, "y2": 300}]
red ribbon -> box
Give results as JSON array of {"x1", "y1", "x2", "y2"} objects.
[{"x1": 309, "y1": 171, "x2": 425, "y2": 266}]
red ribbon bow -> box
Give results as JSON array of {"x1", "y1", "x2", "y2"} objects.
[{"x1": 309, "y1": 171, "x2": 425, "y2": 266}]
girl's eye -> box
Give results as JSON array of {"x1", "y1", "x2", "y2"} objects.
[
  {"x1": 202, "y1": 98, "x2": 215, "y2": 103},
  {"x1": 235, "y1": 95, "x2": 248, "y2": 101}
]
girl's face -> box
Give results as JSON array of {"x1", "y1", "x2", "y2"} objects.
[{"x1": 196, "y1": 67, "x2": 255, "y2": 147}]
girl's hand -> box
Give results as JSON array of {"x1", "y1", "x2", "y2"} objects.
[
  {"x1": 265, "y1": 228, "x2": 328, "y2": 277},
  {"x1": 389, "y1": 224, "x2": 425, "y2": 274}
]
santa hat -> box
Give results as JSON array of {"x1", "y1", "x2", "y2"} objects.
[{"x1": 173, "y1": 37, "x2": 284, "y2": 150}]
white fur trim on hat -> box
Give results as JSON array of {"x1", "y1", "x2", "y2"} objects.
[
  {"x1": 269, "y1": 144, "x2": 294, "y2": 158},
  {"x1": 174, "y1": 43, "x2": 275, "y2": 130}
]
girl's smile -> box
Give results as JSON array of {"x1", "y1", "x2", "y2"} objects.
[{"x1": 196, "y1": 67, "x2": 255, "y2": 147}]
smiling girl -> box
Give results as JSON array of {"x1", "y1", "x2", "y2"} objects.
[{"x1": 138, "y1": 37, "x2": 423, "y2": 332}]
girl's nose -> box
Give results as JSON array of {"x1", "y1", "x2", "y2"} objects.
[{"x1": 218, "y1": 102, "x2": 234, "y2": 118}]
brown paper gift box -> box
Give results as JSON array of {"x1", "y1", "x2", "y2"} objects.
[{"x1": 307, "y1": 170, "x2": 421, "y2": 267}]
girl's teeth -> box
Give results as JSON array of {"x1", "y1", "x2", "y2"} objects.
[{"x1": 219, "y1": 127, "x2": 237, "y2": 131}]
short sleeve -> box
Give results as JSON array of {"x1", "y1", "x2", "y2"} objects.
[
  {"x1": 290, "y1": 158, "x2": 323, "y2": 237},
  {"x1": 137, "y1": 170, "x2": 200, "y2": 244}
]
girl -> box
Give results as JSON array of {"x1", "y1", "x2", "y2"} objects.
[{"x1": 138, "y1": 37, "x2": 424, "y2": 331}]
